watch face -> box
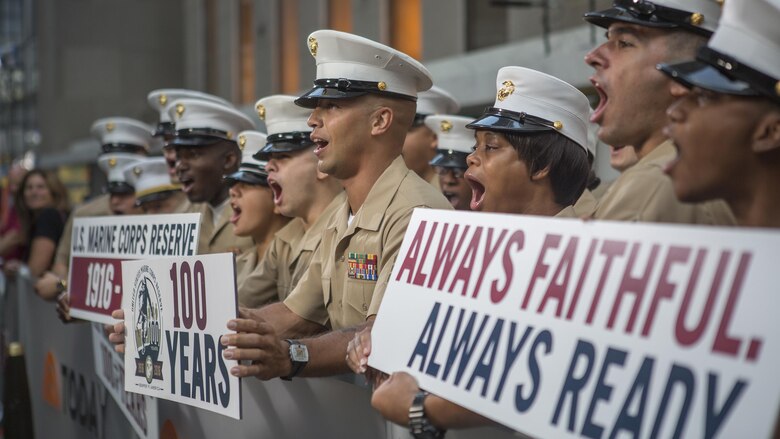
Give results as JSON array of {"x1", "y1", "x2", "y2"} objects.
[{"x1": 290, "y1": 343, "x2": 309, "y2": 362}]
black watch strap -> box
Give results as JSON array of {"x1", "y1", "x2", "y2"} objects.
[
  {"x1": 409, "y1": 391, "x2": 446, "y2": 439},
  {"x1": 281, "y1": 339, "x2": 308, "y2": 381}
]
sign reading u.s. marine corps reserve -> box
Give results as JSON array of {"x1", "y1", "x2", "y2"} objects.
[
  {"x1": 68, "y1": 213, "x2": 201, "y2": 324},
  {"x1": 370, "y1": 209, "x2": 780, "y2": 438},
  {"x1": 67, "y1": 213, "x2": 199, "y2": 439},
  {"x1": 122, "y1": 253, "x2": 241, "y2": 419}
]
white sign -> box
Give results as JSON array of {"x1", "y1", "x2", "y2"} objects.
[
  {"x1": 122, "y1": 253, "x2": 241, "y2": 419},
  {"x1": 69, "y1": 214, "x2": 201, "y2": 324},
  {"x1": 92, "y1": 323, "x2": 159, "y2": 439},
  {"x1": 370, "y1": 209, "x2": 780, "y2": 438}
]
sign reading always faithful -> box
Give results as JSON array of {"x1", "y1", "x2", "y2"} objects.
[
  {"x1": 68, "y1": 214, "x2": 201, "y2": 324},
  {"x1": 370, "y1": 209, "x2": 780, "y2": 438},
  {"x1": 122, "y1": 253, "x2": 241, "y2": 419}
]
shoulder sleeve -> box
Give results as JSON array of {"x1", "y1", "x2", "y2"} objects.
[
  {"x1": 33, "y1": 208, "x2": 65, "y2": 243},
  {"x1": 283, "y1": 244, "x2": 329, "y2": 325},
  {"x1": 237, "y1": 238, "x2": 281, "y2": 308},
  {"x1": 595, "y1": 168, "x2": 696, "y2": 223}
]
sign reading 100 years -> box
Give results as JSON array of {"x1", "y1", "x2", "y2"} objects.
[{"x1": 122, "y1": 253, "x2": 242, "y2": 419}]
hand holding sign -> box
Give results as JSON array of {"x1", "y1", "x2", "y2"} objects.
[
  {"x1": 108, "y1": 309, "x2": 126, "y2": 354},
  {"x1": 346, "y1": 324, "x2": 384, "y2": 387},
  {"x1": 346, "y1": 326, "x2": 372, "y2": 374},
  {"x1": 221, "y1": 317, "x2": 292, "y2": 380},
  {"x1": 371, "y1": 372, "x2": 421, "y2": 426}
]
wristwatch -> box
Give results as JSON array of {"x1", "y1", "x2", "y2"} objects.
[
  {"x1": 280, "y1": 339, "x2": 308, "y2": 381},
  {"x1": 409, "y1": 391, "x2": 446, "y2": 439}
]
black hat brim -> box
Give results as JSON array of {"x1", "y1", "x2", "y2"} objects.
[
  {"x1": 294, "y1": 87, "x2": 369, "y2": 109},
  {"x1": 466, "y1": 114, "x2": 553, "y2": 134},
  {"x1": 153, "y1": 122, "x2": 175, "y2": 138},
  {"x1": 430, "y1": 150, "x2": 469, "y2": 168},
  {"x1": 101, "y1": 143, "x2": 148, "y2": 155},
  {"x1": 254, "y1": 141, "x2": 315, "y2": 160},
  {"x1": 136, "y1": 189, "x2": 178, "y2": 206},
  {"x1": 168, "y1": 134, "x2": 227, "y2": 147},
  {"x1": 107, "y1": 182, "x2": 135, "y2": 195},
  {"x1": 584, "y1": 5, "x2": 712, "y2": 37},
  {"x1": 584, "y1": 7, "x2": 678, "y2": 29},
  {"x1": 224, "y1": 169, "x2": 268, "y2": 187},
  {"x1": 658, "y1": 60, "x2": 758, "y2": 96}
]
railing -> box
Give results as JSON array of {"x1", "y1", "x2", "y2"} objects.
[{"x1": 0, "y1": 270, "x2": 520, "y2": 439}]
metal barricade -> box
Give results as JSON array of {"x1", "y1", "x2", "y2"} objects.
[{"x1": 2, "y1": 271, "x2": 518, "y2": 439}]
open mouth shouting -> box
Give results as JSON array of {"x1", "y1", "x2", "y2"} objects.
[
  {"x1": 465, "y1": 173, "x2": 486, "y2": 211},
  {"x1": 229, "y1": 200, "x2": 242, "y2": 225},
  {"x1": 590, "y1": 78, "x2": 609, "y2": 124},
  {"x1": 311, "y1": 133, "x2": 330, "y2": 157},
  {"x1": 178, "y1": 174, "x2": 194, "y2": 194},
  {"x1": 268, "y1": 177, "x2": 284, "y2": 206}
]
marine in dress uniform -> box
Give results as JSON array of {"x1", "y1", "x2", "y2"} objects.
[
  {"x1": 283, "y1": 30, "x2": 452, "y2": 332},
  {"x1": 658, "y1": 0, "x2": 780, "y2": 228},
  {"x1": 466, "y1": 66, "x2": 592, "y2": 219},
  {"x1": 584, "y1": 0, "x2": 736, "y2": 225},
  {"x1": 147, "y1": 88, "x2": 232, "y2": 186},
  {"x1": 166, "y1": 99, "x2": 255, "y2": 255},
  {"x1": 222, "y1": 30, "x2": 451, "y2": 383},
  {"x1": 237, "y1": 94, "x2": 345, "y2": 307},
  {"x1": 123, "y1": 157, "x2": 189, "y2": 214},
  {"x1": 424, "y1": 115, "x2": 475, "y2": 211},
  {"x1": 222, "y1": 130, "x2": 283, "y2": 306},
  {"x1": 402, "y1": 86, "x2": 460, "y2": 190},
  {"x1": 363, "y1": 67, "x2": 596, "y2": 434}
]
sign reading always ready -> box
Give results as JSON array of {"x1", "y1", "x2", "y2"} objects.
[
  {"x1": 370, "y1": 209, "x2": 780, "y2": 438},
  {"x1": 122, "y1": 253, "x2": 241, "y2": 419},
  {"x1": 69, "y1": 214, "x2": 201, "y2": 324}
]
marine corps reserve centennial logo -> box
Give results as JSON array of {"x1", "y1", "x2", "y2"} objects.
[{"x1": 132, "y1": 264, "x2": 164, "y2": 384}]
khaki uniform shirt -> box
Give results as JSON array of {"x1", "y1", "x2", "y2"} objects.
[
  {"x1": 237, "y1": 191, "x2": 347, "y2": 308},
  {"x1": 591, "y1": 180, "x2": 613, "y2": 201},
  {"x1": 426, "y1": 172, "x2": 441, "y2": 191},
  {"x1": 572, "y1": 189, "x2": 598, "y2": 218},
  {"x1": 54, "y1": 194, "x2": 112, "y2": 268},
  {"x1": 555, "y1": 205, "x2": 578, "y2": 218},
  {"x1": 594, "y1": 140, "x2": 736, "y2": 225},
  {"x1": 172, "y1": 193, "x2": 193, "y2": 213},
  {"x1": 191, "y1": 201, "x2": 254, "y2": 255},
  {"x1": 235, "y1": 249, "x2": 268, "y2": 308},
  {"x1": 284, "y1": 157, "x2": 452, "y2": 330}
]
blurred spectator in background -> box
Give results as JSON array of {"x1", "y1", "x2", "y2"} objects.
[
  {"x1": 4, "y1": 169, "x2": 69, "y2": 278},
  {"x1": 0, "y1": 162, "x2": 29, "y2": 263}
]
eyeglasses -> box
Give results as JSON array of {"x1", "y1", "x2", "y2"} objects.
[{"x1": 433, "y1": 166, "x2": 466, "y2": 179}]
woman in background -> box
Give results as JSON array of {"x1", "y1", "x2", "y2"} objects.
[{"x1": 5, "y1": 169, "x2": 69, "y2": 279}]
